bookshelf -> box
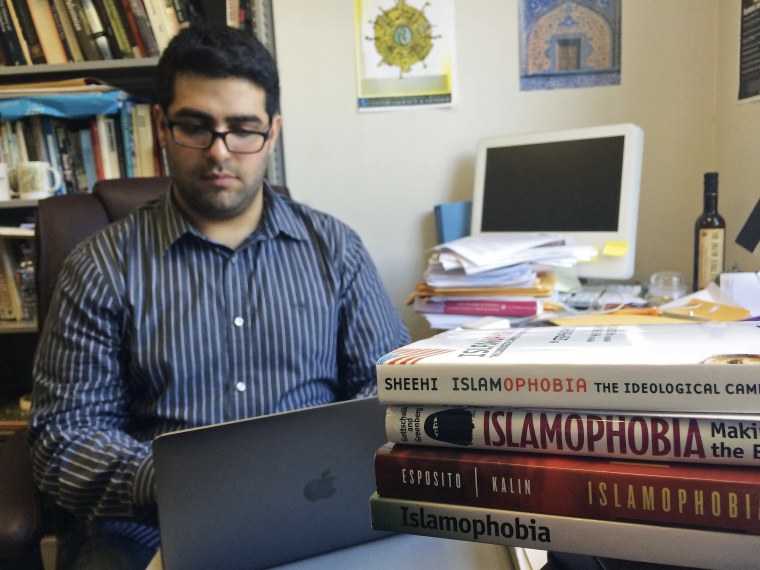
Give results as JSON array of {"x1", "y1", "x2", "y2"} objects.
[{"x1": 0, "y1": 1, "x2": 281, "y2": 438}]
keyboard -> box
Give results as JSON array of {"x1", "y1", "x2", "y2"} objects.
[{"x1": 561, "y1": 283, "x2": 644, "y2": 310}]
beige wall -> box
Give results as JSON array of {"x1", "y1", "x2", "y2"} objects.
[{"x1": 273, "y1": 0, "x2": 755, "y2": 341}]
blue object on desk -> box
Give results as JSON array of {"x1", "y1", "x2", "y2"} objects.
[{"x1": 434, "y1": 201, "x2": 472, "y2": 244}]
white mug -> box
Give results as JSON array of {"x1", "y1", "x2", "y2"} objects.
[
  {"x1": 0, "y1": 163, "x2": 11, "y2": 201},
  {"x1": 17, "y1": 161, "x2": 63, "y2": 200}
]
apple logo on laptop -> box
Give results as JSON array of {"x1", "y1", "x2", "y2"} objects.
[{"x1": 303, "y1": 469, "x2": 336, "y2": 502}]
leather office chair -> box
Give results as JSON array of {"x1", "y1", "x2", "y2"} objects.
[{"x1": 0, "y1": 177, "x2": 289, "y2": 569}]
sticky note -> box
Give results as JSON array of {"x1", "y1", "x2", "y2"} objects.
[{"x1": 602, "y1": 241, "x2": 628, "y2": 257}]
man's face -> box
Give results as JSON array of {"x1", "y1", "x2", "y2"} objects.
[{"x1": 155, "y1": 73, "x2": 281, "y2": 221}]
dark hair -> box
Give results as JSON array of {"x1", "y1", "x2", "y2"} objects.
[{"x1": 154, "y1": 24, "x2": 280, "y2": 119}]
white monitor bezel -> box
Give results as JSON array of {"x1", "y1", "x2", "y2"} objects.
[{"x1": 470, "y1": 123, "x2": 644, "y2": 280}]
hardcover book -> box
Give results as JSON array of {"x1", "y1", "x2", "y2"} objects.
[
  {"x1": 374, "y1": 443, "x2": 760, "y2": 535},
  {"x1": 412, "y1": 297, "x2": 542, "y2": 318},
  {"x1": 370, "y1": 493, "x2": 760, "y2": 570},
  {"x1": 385, "y1": 405, "x2": 760, "y2": 467},
  {"x1": 376, "y1": 322, "x2": 760, "y2": 412}
]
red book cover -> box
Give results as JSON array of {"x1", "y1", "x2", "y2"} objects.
[
  {"x1": 374, "y1": 443, "x2": 760, "y2": 535},
  {"x1": 412, "y1": 297, "x2": 541, "y2": 317}
]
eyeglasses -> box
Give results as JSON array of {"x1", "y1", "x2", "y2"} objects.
[{"x1": 164, "y1": 118, "x2": 271, "y2": 154}]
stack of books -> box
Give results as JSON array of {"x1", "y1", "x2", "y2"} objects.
[
  {"x1": 409, "y1": 234, "x2": 594, "y2": 329},
  {"x1": 370, "y1": 322, "x2": 760, "y2": 569}
]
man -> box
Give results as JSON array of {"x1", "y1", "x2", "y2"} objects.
[{"x1": 28, "y1": 24, "x2": 409, "y2": 569}]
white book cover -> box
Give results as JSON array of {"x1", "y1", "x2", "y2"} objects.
[
  {"x1": 370, "y1": 493, "x2": 760, "y2": 570},
  {"x1": 376, "y1": 322, "x2": 760, "y2": 412}
]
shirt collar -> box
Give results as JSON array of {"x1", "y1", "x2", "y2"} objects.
[{"x1": 154, "y1": 180, "x2": 308, "y2": 254}]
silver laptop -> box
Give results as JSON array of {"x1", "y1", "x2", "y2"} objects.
[{"x1": 153, "y1": 397, "x2": 389, "y2": 570}]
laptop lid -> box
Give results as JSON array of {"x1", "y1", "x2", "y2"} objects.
[{"x1": 154, "y1": 397, "x2": 389, "y2": 570}]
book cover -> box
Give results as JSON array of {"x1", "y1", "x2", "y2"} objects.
[
  {"x1": 0, "y1": 0, "x2": 28, "y2": 65},
  {"x1": 48, "y1": 0, "x2": 85, "y2": 62},
  {"x1": 26, "y1": 0, "x2": 68, "y2": 63},
  {"x1": 386, "y1": 404, "x2": 760, "y2": 467},
  {"x1": 123, "y1": 0, "x2": 159, "y2": 57},
  {"x1": 10, "y1": 0, "x2": 46, "y2": 63},
  {"x1": 374, "y1": 443, "x2": 760, "y2": 535},
  {"x1": 376, "y1": 322, "x2": 760, "y2": 412},
  {"x1": 60, "y1": 0, "x2": 102, "y2": 61},
  {"x1": 412, "y1": 297, "x2": 541, "y2": 317},
  {"x1": 370, "y1": 493, "x2": 760, "y2": 570}
]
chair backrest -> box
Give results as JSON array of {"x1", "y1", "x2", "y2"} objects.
[{"x1": 35, "y1": 177, "x2": 289, "y2": 329}]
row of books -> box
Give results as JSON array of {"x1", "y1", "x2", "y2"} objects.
[
  {"x1": 0, "y1": 0, "x2": 257, "y2": 66},
  {"x1": 0, "y1": 95, "x2": 165, "y2": 194},
  {"x1": 370, "y1": 322, "x2": 760, "y2": 569}
]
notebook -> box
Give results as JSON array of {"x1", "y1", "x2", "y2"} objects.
[{"x1": 153, "y1": 396, "x2": 390, "y2": 570}]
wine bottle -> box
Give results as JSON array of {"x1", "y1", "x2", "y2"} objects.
[{"x1": 693, "y1": 172, "x2": 725, "y2": 291}]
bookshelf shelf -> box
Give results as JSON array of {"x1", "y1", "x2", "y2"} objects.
[
  {"x1": 0, "y1": 59, "x2": 159, "y2": 99},
  {"x1": 0, "y1": 320, "x2": 36, "y2": 334}
]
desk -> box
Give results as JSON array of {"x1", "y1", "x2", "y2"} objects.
[{"x1": 146, "y1": 534, "x2": 516, "y2": 569}]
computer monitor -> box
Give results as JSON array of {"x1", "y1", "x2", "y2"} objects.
[{"x1": 470, "y1": 123, "x2": 644, "y2": 280}]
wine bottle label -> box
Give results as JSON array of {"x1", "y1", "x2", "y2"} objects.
[{"x1": 696, "y1": 228, "x2": 725, "y2": 289}]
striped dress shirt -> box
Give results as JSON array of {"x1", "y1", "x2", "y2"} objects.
[{"x1": 28, "y1": 183, "x2": 410, "y2": 547}]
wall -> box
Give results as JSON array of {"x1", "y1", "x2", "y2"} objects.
[
  {"x1": 716, "y1": 1, "x2": 760, "y2": 273},
  {"x1": 273, "y1": 0, "x2": 722, "y2": 341}
]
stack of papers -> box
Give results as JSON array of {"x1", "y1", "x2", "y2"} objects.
[{"x1": 409, "y1": 234, "x2": 596, "y2": 329}]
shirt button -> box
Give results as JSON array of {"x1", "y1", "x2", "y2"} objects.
[
  {"x1": 235, "y1": 382, "x2": 246, "y2": 392},
  {"x1": 233, "y1": 317, "x2": 244, "y2": 327}
]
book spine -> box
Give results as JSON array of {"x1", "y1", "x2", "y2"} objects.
[
  {"x1": 385, "y1": 405, "x2": 760, "y2": 467},
  {"x1": 90, "y1": 0, "x2": 125, "y2": 58},
  {"x1": 80, "y1": 0, "x2": 113, "y2": 59},
  {"x1": 119, "y1": 99, "x2": 135, "y2": 178},
  {"x1": 11, "y1": 0, "x2": 45, "y2": 63},
  {"x1": 158, "y1": 0, "x2": 179, "y2": 44},
  {"x1": 100, "y1": 0, "x2": 135, "y2": 58},
  {"x1": 141, "y1": 0, "x2": 170, "y2": 52},
  {"x1": 26, "y1": 0, "x2": 68, "y2": 63},
  {"x1": 60, "y1": 0, "x2": 101, "y2": 61},
  {"x1": 0, "y1": 0, "x2": 28, "y2": 64},
  {"x1": 48, "y1": 0, "x2": 85, "y2": 62},
  {"x1": 53, "y1": 122, "x2": 76, "y2": 194},
  {"x1": 118, "y1": 0, "x2": 146, "y2": 57},
  {"x1": 374, "y1": 443, "x2": 760, "y2": 535},
  {"x1": 369, "y1": 493, "x2": 760, "y2": 570},
  {"x1": 124, "y1": 0, "x2": 158, "y2": 57},
  {"x1": 376, "y1": 365, "x2": 760, "y2": 413},
  {"x1": 77, "y1": 127, "x2": 98, "y2": 191},
  {"x1": 169, "y1": 0, "x2": 189, "y2": 27},
  {"x1": 413, "y1": 297, "x2": 540, "y2": 317}
]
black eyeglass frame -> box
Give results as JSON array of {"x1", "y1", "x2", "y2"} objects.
[{"x1": 163, "y1": 117, "x2": 271, "y2": 154}]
